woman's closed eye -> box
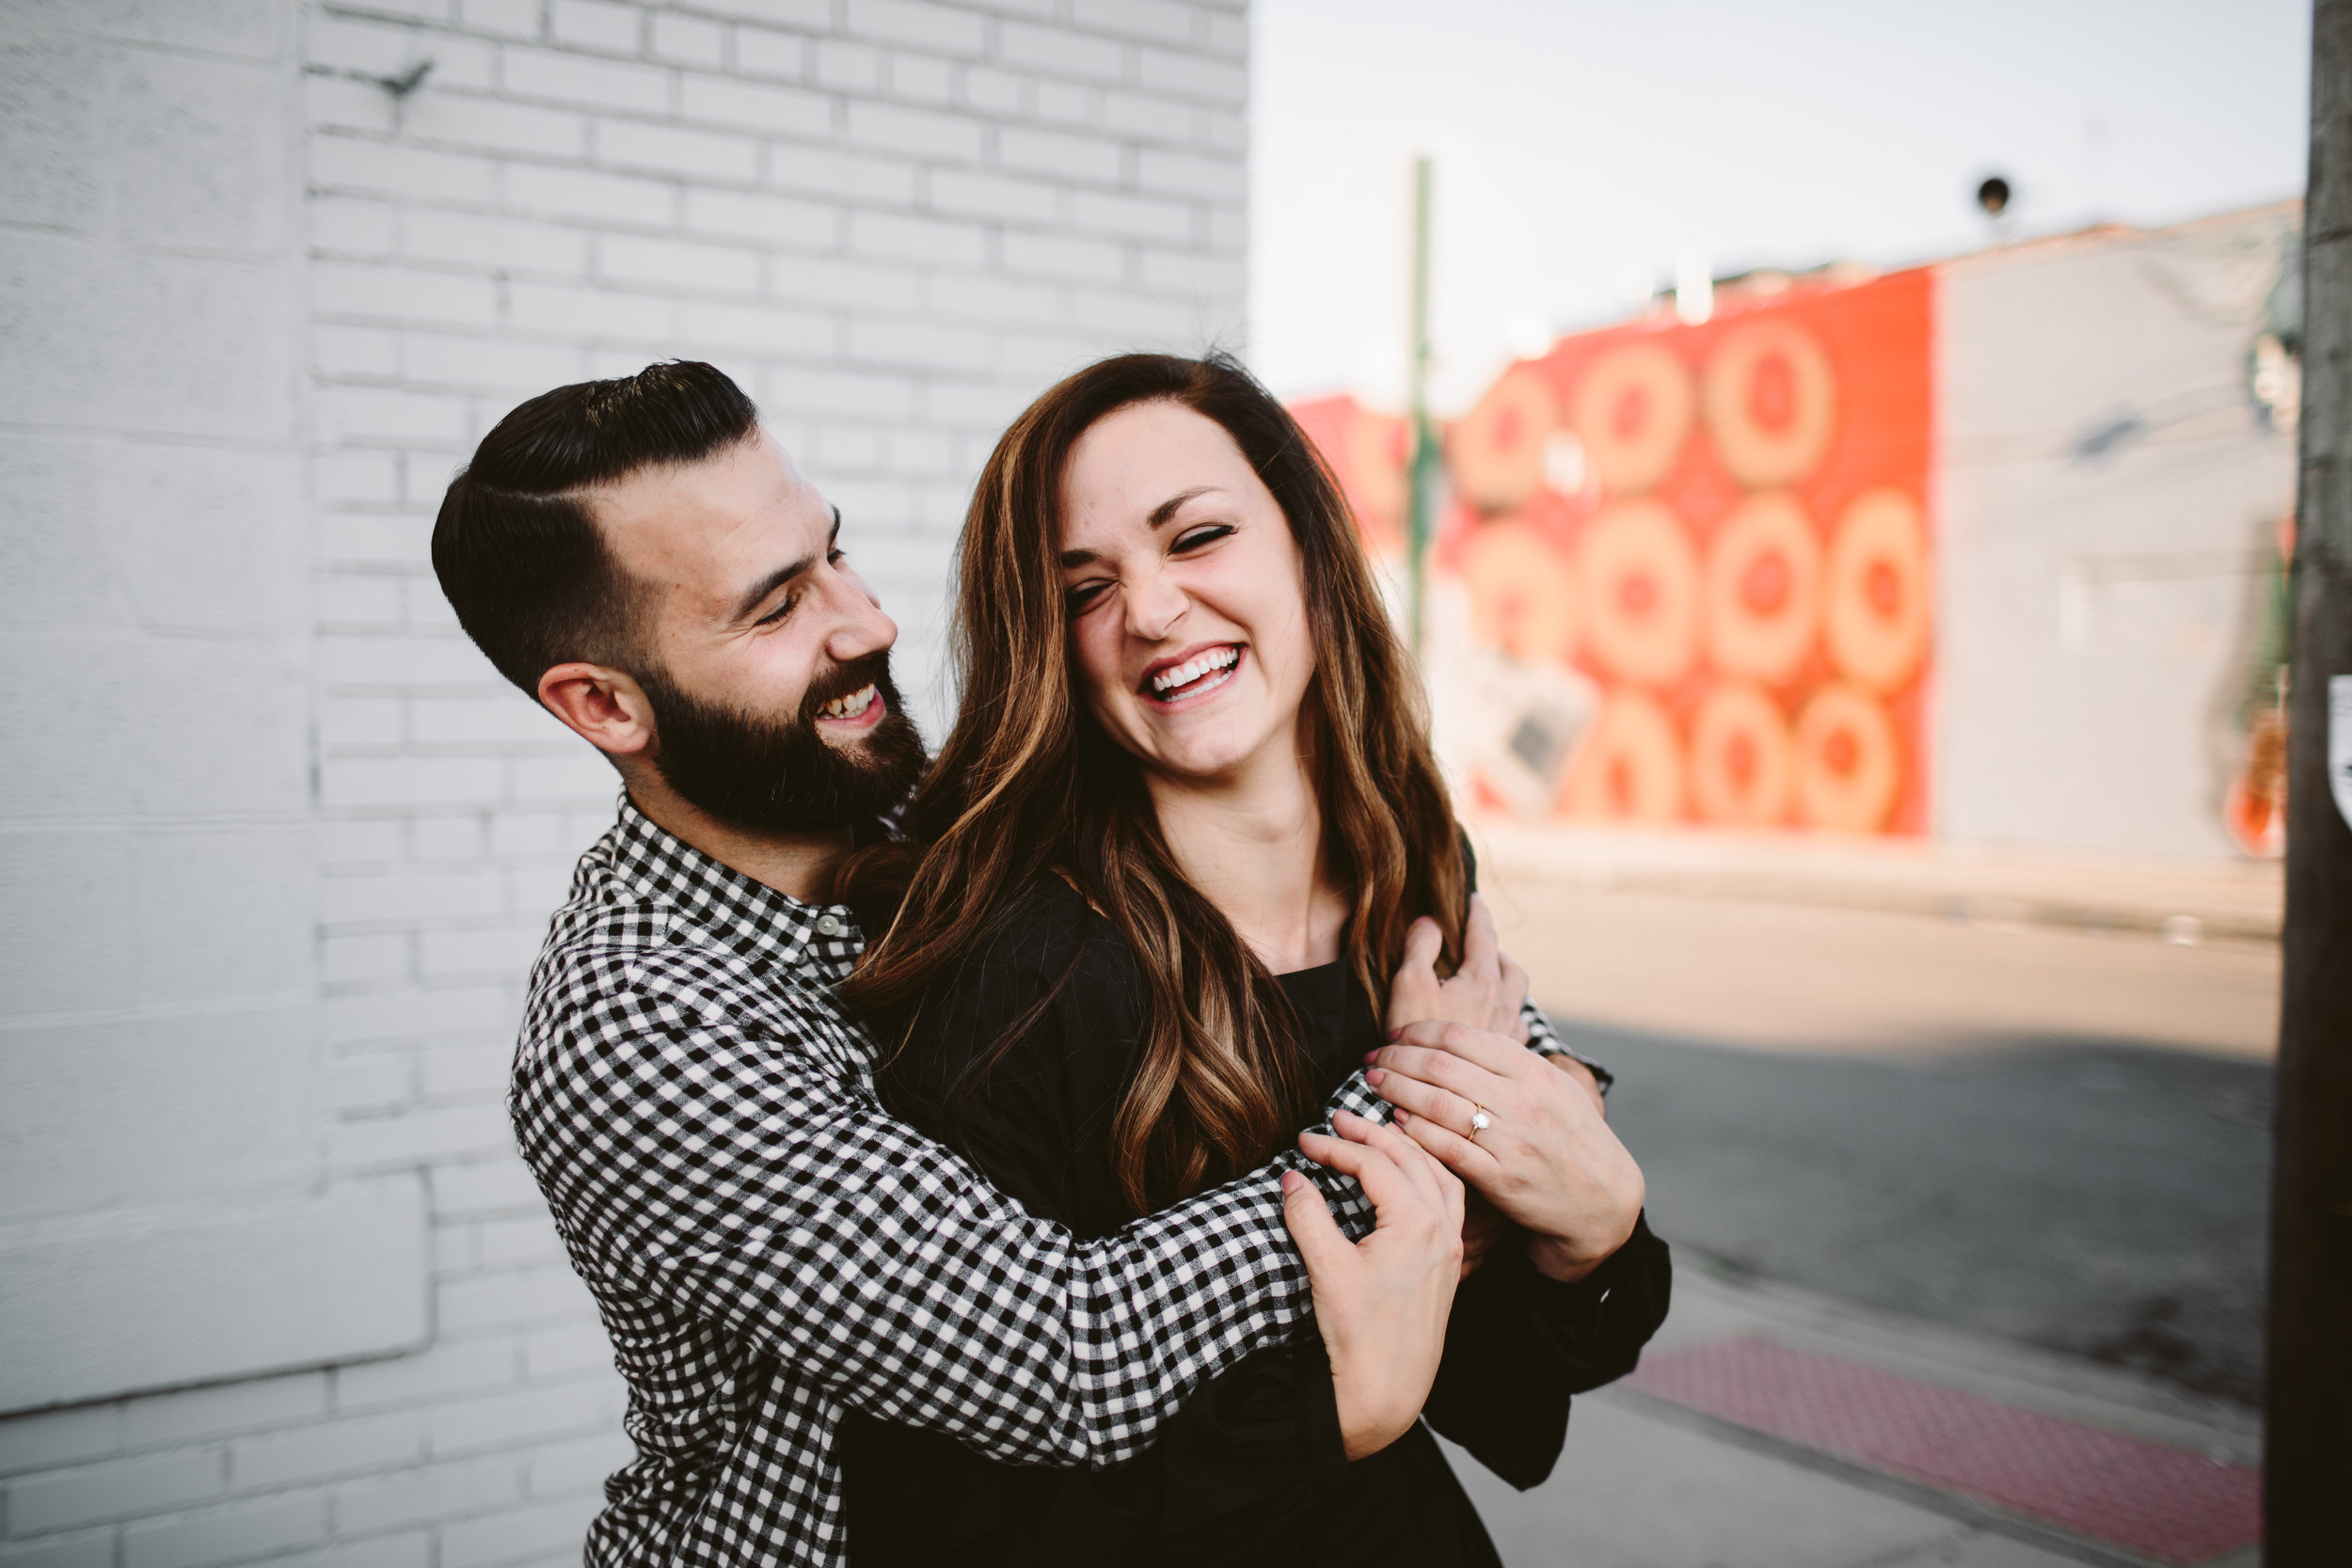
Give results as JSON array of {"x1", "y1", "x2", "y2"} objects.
[
  {"x1": 1066, "y1": 577, "x2": 1114, "y2": 614},
  {"x1": 1172, "y1": 523, "x2": 1235, "y2": 554}
]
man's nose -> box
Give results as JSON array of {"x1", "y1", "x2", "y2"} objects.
[
  {"x1": 1123, "y1": 566, "x2": 1187, "y2": 642},
  {"x1": 821, "y1": 563, "x2": 898, "y2": 663}
]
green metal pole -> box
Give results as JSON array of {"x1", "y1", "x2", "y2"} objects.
[{"x1": 1406, "y1": 155, "x2": 1438, "y2": 658}]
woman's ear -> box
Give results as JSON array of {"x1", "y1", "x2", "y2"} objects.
[{"x1": 538, "y1": 662, "x2": 657, "y2": 759}]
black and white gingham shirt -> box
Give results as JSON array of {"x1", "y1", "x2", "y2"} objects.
[{"x1": 511, "y1": 798, "x2": 1591, "y2": 1568}]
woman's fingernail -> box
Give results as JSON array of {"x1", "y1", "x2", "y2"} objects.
[
  {"x1": 1366, "y1": 1069, "x2": 1385, "y2": 1087},
  {"x1": 1363, "y1": 1050, "x2": 1379, "y2": 1063},
  {"x1": 1391, "y1": 1107, "x2": 1410, "y2": 1123},
  {"x1": 1388, "y1": 1025, "x2": 1404, "y2": 1041},
  {"x1": 1281, "y1": 1171, "x2": 1304, "y2": 1195}
]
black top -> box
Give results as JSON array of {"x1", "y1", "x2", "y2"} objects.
[{"x1": 841, "y1": 876, "x2": 1671, "y2": 1567}]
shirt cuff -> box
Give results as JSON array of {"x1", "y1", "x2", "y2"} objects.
[{"x1": 1519, "y1": 998, "x2": 1613, "y2": 1095}]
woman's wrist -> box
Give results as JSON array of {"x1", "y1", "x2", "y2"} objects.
[
  {"x1": 1524, "y1": 1222, "x2": 1629, "y2": 1283},
  {"x1": 1331, "y1": 1371, "x2": 1419, "y2": 1460}
]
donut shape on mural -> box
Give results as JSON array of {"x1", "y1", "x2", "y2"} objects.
[
  {"x1": 1690, "y1": 681, "x2": 1794, "y2": 826},
  {"x1": 1793, "y1": 683, "x2": 1900, "y2": 832},
  {"x1": 1703, "y1": 319, "x2": 1837, "y2": 488},
  {"x1": 1824, "y1": 487, "x2": 1931, "y2": 692},
  {"x1": 1447, "y1": 364, "x2": 1556, "y2": 515},
  {"x1": 1561, "y1": 688, "x2": 1684, "y2": 824},
  {"x1": 1568, "y1": 341, "x2": 1693, "y2": 496},
  {"x1": 1578, "y1": 499, "x2": 1700, "y2": 687},
  {"x1": 1703, "y1": 491, "x2": 1822, "y2": 686},
  {"x1": 1459, "y1": 517, "x2": 1578, "y2": 663}
]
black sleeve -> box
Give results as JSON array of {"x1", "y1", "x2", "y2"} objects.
[{"x1": 1422, "y1": 1211, "x2": 1673, "y2": 1489}]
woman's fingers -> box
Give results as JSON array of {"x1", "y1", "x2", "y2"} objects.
[
  {"x1": 1368, "y1": 1063, "x2": 1483, "y2": 1138},
  {"x1": 1388, "y1": 1096, "x2": 1501, "y2": 1180},
  {"x1": 1387, "y1": 1020, "x2": 1543, "y2": 1083},
  {"x1": 1370, "y1": 1042, "x2": 1517, "y2": 1112},
  {"x1": 1330, "y1": 1110, "x2": 1452, "y2": 1211},
  {"x1": 1302, "y1": 1124, "x2": 1422, "y2": 1220}
]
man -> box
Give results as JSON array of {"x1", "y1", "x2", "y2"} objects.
[{"x1": 432, "y1": 362, "x2": 1607, "y2": 1567}]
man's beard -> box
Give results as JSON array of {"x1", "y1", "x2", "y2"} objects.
[{"x1": 637, "y1": 651, "x2": 927, "y2": 834}]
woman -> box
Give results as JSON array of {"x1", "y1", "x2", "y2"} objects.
[{"x1": 836, "y1": 353, "x2": 1668, "y2": 1565}]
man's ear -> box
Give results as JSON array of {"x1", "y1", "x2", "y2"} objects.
[{"x1": 538, "y1": 662, "x2": 656, "y2": 759}]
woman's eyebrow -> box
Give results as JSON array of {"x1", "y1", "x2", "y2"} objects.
[
  {"x1": 1059, "y1": 486, "x2": 1227, "y2": 568},
  {"x1": 1148, "y1": 485, "x2": 1221, "y2": 527}
]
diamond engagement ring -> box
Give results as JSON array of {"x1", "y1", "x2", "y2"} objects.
[{"x1": 1469, "y1": 1105, "x2": 1494, "y2": 1140}]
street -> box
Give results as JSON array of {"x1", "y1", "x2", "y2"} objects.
[
  {"x1": 1566, "y1": 1022, "x2": 2273, "y2": 1405},
  {"x1": 1458, "y1": 849, "x2": 2280, "y2": 1565}
]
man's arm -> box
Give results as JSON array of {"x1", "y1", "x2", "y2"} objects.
[{"x1": 516, "y1": 965, "x2": 1385, "y2": 1473}]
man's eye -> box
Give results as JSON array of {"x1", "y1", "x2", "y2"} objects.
[
  {"x1": 1172, "y1": 524, "x2": 1234, "y2": 553},
  {"x1": 756, "y1": 594, "x2": 800, "y2": 627}
]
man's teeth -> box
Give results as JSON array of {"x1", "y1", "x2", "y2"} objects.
[
  {"x1": 1150, "y1": 647, "x2": 1240, "y2": 694},
  {"x1": 819, "y1": 684, "x2": 876, "y2": 720}
]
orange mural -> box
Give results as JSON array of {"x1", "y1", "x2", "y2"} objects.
[{"x1": 1298, "y1": 268, "x2": 1935, "y2": 834}]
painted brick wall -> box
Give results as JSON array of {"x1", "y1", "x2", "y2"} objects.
[{"x1": 0, "y1": 0, "x2": 1248, "y2": 1562}]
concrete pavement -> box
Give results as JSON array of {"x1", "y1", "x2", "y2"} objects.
[{"x1": 1444, "y1": 1264, "x2": 2261, "y2": 1568}]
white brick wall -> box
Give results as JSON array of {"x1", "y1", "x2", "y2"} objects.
[{"x1": 0, "y1": 0, "x2": 1248, "y2": 1562}]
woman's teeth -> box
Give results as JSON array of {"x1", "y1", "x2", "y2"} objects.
[
  {"x1": 818, "y1": 684, "x2": 876, "y2": 720},
  {"x1": 1149, "y1": 646, "x2": 1240, "y2": 697}
]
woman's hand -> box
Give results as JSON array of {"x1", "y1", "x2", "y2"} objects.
[
  {"x1": 1282, "y1": 1111, "x2": 1465, "y2": 1460},
  {"x1": 1386, "y1": 895, "x2": 1532, "y2": 1042},
  {"x1": 1367, "y1": 1022, "x2": 1645, "y2": 1284}
]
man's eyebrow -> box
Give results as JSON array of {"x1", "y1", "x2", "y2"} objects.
[
  {"x1": 731, "y1": 508, "x2": 841, "y2": 623},
  {"x1": 1058, "y1": 488, "x2": 1221, "y2": 568}
]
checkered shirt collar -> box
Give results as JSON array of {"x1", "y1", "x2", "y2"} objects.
[{"x1": 604, "y1": 794, "x2": 864, "y2": 983}]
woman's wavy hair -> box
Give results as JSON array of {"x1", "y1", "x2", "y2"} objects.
[{"x1": 839, "y1": 352, "x2": 1467, "y2": 1215}]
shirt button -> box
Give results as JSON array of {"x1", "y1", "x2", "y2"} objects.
[{"x1": 815, "y1": 913, "x2": 846, "y2": 937}]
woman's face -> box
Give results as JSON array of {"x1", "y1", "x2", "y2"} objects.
[{"x1": 1057, "y1": 400, "x2": 1316, "y2": 787}]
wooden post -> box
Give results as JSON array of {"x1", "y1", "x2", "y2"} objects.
[{"x1": 2264, "y1": 2, "x2": 2352, "y2": 1558}]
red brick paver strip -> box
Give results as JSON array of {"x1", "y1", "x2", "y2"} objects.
[{"x1": 1625, "y1": 1336, "x2": 2259, "y2": 1563}]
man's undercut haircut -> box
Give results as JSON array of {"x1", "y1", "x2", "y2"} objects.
[{"x1": 432, "y1": 360, "x2": 761, "y2": 696}]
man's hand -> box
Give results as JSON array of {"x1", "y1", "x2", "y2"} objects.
[
  {"x1": 1367, "y1": 1022, "x2": 1645, "y2": 1284},
  {"x1": 1283, "y1": 1111, "x2": 1464, "y2": 1460},
  {"x1": 1386, "y1": 895, "x2": 1531, "y2": 1043}
]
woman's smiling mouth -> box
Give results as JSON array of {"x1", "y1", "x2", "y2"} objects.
[{"x1": 1141, "y1": 643, "x2": 1243, "y2": 705}]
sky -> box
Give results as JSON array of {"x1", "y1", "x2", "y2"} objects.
[{"x1": 1248, "y1": 0, "x2": 2312, "y2": 413}]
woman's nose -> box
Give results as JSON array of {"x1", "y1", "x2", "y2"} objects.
[{"x1": 1123, "y1": 568, "x2": 1187, "y2": 642}]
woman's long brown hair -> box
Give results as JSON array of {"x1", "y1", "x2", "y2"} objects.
[{"x1": 839, "y1": 353, "x2": 1467, "y2": 1216}]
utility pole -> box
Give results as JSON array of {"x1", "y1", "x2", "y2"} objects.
[
  {"x1": 2265, "y1": 1, "x2": 2352, "y2": 1558},
  {"x1": 1406, "y1": 154, "x2": 1438, "y2": 657}
]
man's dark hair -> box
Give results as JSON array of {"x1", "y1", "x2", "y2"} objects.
[{"x1": 432, "y1": 360, "x2": 760, "y2": 695}]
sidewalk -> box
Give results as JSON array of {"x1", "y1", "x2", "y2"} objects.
[
  {"x1": 1443, "y1": 1262, "x2": 2263, "y2": 1568},
  {"x1": 1470, "y1": 822, "x2": 2283, "y2": 944},
  {"x1": 1469, "y1": 823, "x2": 2282, "y2": 1059}
]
